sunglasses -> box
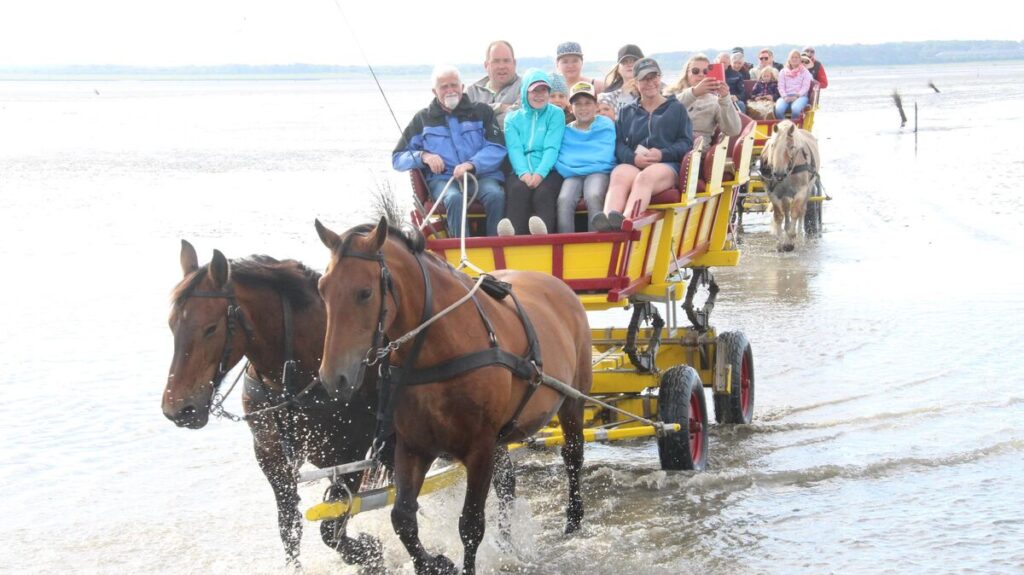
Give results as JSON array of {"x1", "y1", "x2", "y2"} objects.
[
  {"x1": 690, "y1": 67, "x2": 710, "y2": 75},
  {"x1": 759, "y1": 56, "x2": 769, "y2": 61}
]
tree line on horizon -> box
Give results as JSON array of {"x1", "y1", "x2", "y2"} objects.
[{"x1": 5, "y1": 40, "x2": 1023, "y2": 76}]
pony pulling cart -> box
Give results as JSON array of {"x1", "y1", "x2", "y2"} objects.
[
  {"x1": 737, "y1": 79, "x2": 829, "y2": 239},
  {"x1": 302, "y1": 122, "x2": 758, "y2": 573}
]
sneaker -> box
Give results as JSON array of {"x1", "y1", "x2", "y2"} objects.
[
  {"x1": 496, "y1": 218, "x2": 515, "y2": 237},
  {"x1": 591, "y1": 212, "x2": 612, "y2": 232},
  {"x1": 607, "y1": 211, "x2": 625, "y2": 231},
  {"x1": 528, "y1": 216, "x2": 548, "y2": 235}
]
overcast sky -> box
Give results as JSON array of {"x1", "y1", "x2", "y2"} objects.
[{"x1": 2, "y1": 0, "x2": 1020, "y2": 68}]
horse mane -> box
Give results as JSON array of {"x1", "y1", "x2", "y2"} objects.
[
  {"x1": 171, "y1": 256, "x2": 321, "y2": 309},
  {"x1": 341, "y1": 221, "x2": 426, "y2": 256},
  {"x1": 766, "y1": 120, "x2": 795, "y2": 169}
]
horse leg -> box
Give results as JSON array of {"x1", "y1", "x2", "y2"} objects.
[
  {"x1": 391, "y1": 442, "x2": 455, "y2": 575},
  {"x1": 771, "y1": 200, "x2": 785, "y2": 251},
  {"x1": 459, "y1": 443, "x2": 499, "y2": 575},
  {"x1": 320, "y1": 479, "x2": 384, "y2": 572},
  {"x1": 492, "y1": 445, "x2": 516, "y2": 546},
  {"x1": 252, "y1": 434, "x2": 303, "y2": 566},
  {"x1": 558, "y1": 397, "x2": 587, "y2": 534}
]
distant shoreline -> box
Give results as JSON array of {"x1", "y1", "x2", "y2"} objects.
[{"x1": 3, "y1": 40, "x2": 1022, "y2": 80}]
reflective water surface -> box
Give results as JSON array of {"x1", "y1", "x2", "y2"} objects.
[{"x1": 2, "y1": 62, "x2": 1023, "y2": 574}]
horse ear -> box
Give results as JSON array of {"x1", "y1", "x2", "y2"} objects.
[
  {"x1": 209, "y1": 249, "x2": 230, "y2": 289},
  {"x1": 786, "y1": 124, "x2": 795, "y2": 135},
  {"x1": 371, "y1": 216, "x2": 389, "y2": 250},
  {"x1": 180, "y1": 239, "x2": 199, "y2": 276},
  {"x1": 315, "y1": 219, "x2": 341, "y2": 250}
]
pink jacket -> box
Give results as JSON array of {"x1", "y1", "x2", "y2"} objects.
[{"x1": 778, "y1": 67, "x2": 813, "y2": 98}]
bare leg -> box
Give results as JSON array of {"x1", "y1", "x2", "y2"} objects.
[
  {"x1": 391, "y1": 442, "x2": 455, "y2": 575},
  {"x1": 557, "y1": 397, "x2": 587, "y2": 534},
  {"x1": 623, "y1": 163, "x2": 677, "y2": 217},
  {"x1": 604, "y1": 164, "x2": 640, "y2": 213},
  {"x1": 492, "y1": 445, "x2": 516, "y2": 545},
  {"x1": 460, "y1": 444, "x2": 498, "y2": 575}
]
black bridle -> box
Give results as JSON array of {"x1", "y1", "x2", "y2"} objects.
[
  {"x1": 187, "y1": 288, "x2": 254, "y2": 389},
  {"x1": 335, "y1": 246, "x2": 402, "y2": 367}
]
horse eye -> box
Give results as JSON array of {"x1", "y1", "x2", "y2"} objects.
[
  {"x1": 357, "y1": 288, "x2": 373, "y2": 302},
  {"x1": 203, "y1": 324, "x2": 218, "y2": 338}
]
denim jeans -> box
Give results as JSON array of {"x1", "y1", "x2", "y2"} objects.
[
  {"x1": 427, "y1": 176, "x2": 505, "y2": 237},
  {"x1": 557, "y1": 173, "x2": 610, "y2": 232},
  {"x1": 775, "y1": 95, "x2": 809, "y2": 120}
]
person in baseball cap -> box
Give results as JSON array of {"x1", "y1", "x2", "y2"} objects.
[
  {"x1": 554, "y1": 81, "x2": 617, "y2": 232},
  {"x1": 555, "y1": 41, "x2": 605, "y2": 93}
]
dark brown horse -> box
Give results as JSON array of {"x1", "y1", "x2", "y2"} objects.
[
  {"x1": 314, "y1": 218, "x2": 593, "y2": 575},
  {"x1": 162, "y1": 240, "x2": 381, "y2": 569}
]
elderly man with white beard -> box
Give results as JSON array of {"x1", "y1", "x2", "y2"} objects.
[{"x1": 392, "y1": 65, "x2": 508, "y2": 237}]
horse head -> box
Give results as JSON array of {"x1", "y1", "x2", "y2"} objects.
[
  {"x1": 163, "y1": 240, "x2": 249, "y2": 428},
  {"x1": 315, "y1": 217, "x2": 393, "y2": 402}
]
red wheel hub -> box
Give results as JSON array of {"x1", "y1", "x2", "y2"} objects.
[{"x1": 688, "y1": 393, "x2": 704, "y2": 463}]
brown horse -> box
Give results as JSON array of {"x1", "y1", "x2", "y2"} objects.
[
  {"x1": 314, "y1": 218, "x2": 593, "y2": 575},
  {"x1": 162, "y1": 240, "x2": 381, "y2": 570}
]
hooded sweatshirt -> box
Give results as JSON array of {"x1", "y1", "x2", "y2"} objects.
[
  {"x1": 615, "y1": 97, "x2": 693, "y2": 166},
  {"x1": 555, "y1": 115, "x2": 616, "y2": 178},
  {"x1": 503, "y1": 69, "x2": 566, "y2": 178}
]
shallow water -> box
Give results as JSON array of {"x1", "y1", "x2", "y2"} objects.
[{"x1": 2, "y1": 62, "x2": 1023, "y2": 574}]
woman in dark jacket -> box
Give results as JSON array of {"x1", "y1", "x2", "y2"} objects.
[{"x1": 592, "y1": 58, "x2": 693, "y2": 231}]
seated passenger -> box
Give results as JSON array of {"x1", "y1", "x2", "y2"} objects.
[
  {"x1": 776, "y1": 49, "x2": 813, "y2": 120},
  {"x1": 751, "y1": 48, "x2": 784, "y2": 79},
  {"x1": 726, "y1": 51, "x2": 749, "y2": 113},
  {"x1": 499, "y1": 69, "x2": 566, "y2": 236},
  {"x1": 466, "y1": 40, "x2": 522, "y2": 125},
  {"x1": 555, "y1": 41, "x2": 605, "y2": 94},
  {"x1": 594, "y1": 58, "x2": 693, "y2": 231},
  {"x1": 549, "y1": 73, "x2": 574, "y2": 123},
  {"x1": 730, "y1": 47, "x2": 753, "y2": 77},
  {"x1": 600, "y1": 44, "x2": 644, "y2": 115},
  {"x1": 665, "y1": 54, "x2": 741, "y2": 145},
  {"x1": 803, "y1": 46, "x2": 828, "y2": 89},
  {"x1": 597, "y1": 98, "x2": 618, "y2": 121},
  {"x1": 392, "y1": 65, "x2": 506, "y2": 237},
  {"x1": 554, "y1": 82, "x2": 616, "y2": 233},
  {"x1": 747, "y1": 66, "x2": 780, "y2": 120}
]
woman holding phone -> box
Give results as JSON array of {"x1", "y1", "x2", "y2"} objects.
[
  {"x1": 775, "y1": 49, "x2": 813, "y2": 120},
  {"x1": 592, "y1": 58, "x2": 693, "y2": 232},
  {"x1": 666, "y1": 53, "x2": 741, "y2": 145}
]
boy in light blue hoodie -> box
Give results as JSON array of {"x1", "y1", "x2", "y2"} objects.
[
  {"x1": 555, "y1": 81, "x2": 616, "y2": 232},
  {"x1": 498, "y1": 69, "x2": 566, "y2": 235}
]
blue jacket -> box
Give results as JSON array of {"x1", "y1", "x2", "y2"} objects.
[
  {"x1": 392, "y1": 94, "x2": 506, "y2": 182},
  {"x1": 503, "y1": 69, "x2": 566, "y2": 178},
  {"x1": 615, "y1": 97, "x2": 693, "y2": 166},
  {"x1": 555, "y1": 115, "x2": 616, "y2": 178}
]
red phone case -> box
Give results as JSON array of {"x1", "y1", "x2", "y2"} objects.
[{"x1": 709, "y1": 63, "x2": 726, "y2": 82}]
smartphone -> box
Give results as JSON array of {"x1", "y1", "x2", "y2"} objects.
[{"x1": 708, "y1": 63, "x2": 726, "y2": 83}]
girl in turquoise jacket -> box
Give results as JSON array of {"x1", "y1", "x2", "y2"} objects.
[{"x1": 499, "y1": 69, "x2": 566, "y2": 235}]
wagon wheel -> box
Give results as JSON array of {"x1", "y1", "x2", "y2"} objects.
[
  {"x1": 713, "y1": 331, "x2": 755, "y2": 425},
  {"x1": 804, "y1": 178, "x2": 823, "y2": 237},
  {"x1": 657, "y1": 366, "x2": 709, "y2": 471}
]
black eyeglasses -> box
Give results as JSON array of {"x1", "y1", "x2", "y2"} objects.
[{"x1": 690, "y1": 67, "x2": 710, "y2": 75}]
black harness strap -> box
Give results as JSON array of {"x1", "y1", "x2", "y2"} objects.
[{"x1": 189, "y1": 288, "x2": 254, "y2": 387}]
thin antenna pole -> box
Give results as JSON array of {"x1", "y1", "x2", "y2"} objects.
[{"x1": 330, "y1": 0, "x2": 405, "y2": 138}]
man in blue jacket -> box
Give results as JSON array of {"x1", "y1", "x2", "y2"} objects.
[{"x1": 393, "y1": 65, "x2": 507, "y2": 237}]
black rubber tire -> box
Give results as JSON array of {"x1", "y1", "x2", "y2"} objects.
[
  {"x1": 657, "y1": 366, "x2": 709, "y2": 471},
  {"x1": 804, "y1": 179, "x2": 823, "y2": 236},
  {"x1": 713, "y1": 331, "x2": 755, "y2": 425}
]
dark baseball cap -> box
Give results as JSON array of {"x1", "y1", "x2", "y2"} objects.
[
  {"x1": 633, "y1": 58, "x2": 661, "y2": 80},
  {"x1": 617, "y1": 44, "x2": 644, "y2": 63}
]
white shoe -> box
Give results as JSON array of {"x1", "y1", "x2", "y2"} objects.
[
  {"x1": 496, "y1": 218, "x2": 515, "y2": 237},
  {"x1": 528, "y1": 216, "x2": 548, "y2": 235}
]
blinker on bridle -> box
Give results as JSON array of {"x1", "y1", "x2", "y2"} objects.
[{"x1": 186, "y1": 288, "x2": 254, "y2": 388}]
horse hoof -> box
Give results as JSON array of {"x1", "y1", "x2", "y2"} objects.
[
  {"x1": 783, "y1": 244, "x2": 795, "y2": 252},
  {"x1": 343, "y1": 533, "x2": 385, "y2": 571},
  {"x1": 285, "y1": 558, "x2": 304, "y2": 574},
  {"x1": 420, "y1": 554, "x2": 457, "y2": 575}
]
